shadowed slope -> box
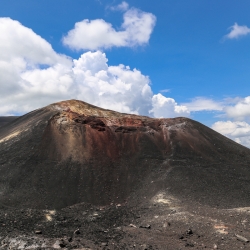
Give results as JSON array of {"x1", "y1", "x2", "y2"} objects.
[
  {"x1": 0, "y1": 100, "x2": 249, "y2": 209},
  {"x1": 0, "y1": 116, "x2": 18, "y2": 128}
]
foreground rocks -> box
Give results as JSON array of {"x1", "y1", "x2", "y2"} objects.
[{"x1": 0, "y1": 196, "x2": 250, "y2": 249}]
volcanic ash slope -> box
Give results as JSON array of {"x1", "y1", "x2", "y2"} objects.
[{"x1": 0, "y1": 99, "x2": 249, "y2": 209}]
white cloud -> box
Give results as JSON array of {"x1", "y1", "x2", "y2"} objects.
[
  {"x1": 0, "y1": 17, "x2": 71, "y2": 115},
  {"x1": 212, "y1": 121, "x2": 250, "y2": 148},
  {"x1": 71, "y1": 51, "x2": 153, "y2": 115},
  {"x1": 0, "y1": 18, "x2": 187, "y2": 119},
  {"x1": 160, "y1": 89, "x2": 171, "y2": 93},
  {"x1": 110, "y1": 1, "x2": 129, "y2": 11},
  {"x1": 62, "y1": 7, "x2": 156, "y2": 50},
  {"x1": 150, "y1": 94, "x2": 189, "y2": 118},
  {"x1": 224, "y1": 96, "x2": 250, "y2": 120},
  {"x1": 210, "y1": 97, "x2": 250, "y2": 148},
  {"x1": 225, "y1": 23, "x2": 250, "y2": 39},
  {"x1": 183, "y1": 97, "x2": 223, "y2": 112},
  {"x1": 0, "y1": 18, "x2": 64, "y2": 65}
]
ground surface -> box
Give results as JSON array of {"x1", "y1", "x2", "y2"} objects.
[
  {"x1": 0, "y1": 100, "x2": 250, "y2": 249},
  {"x1": 1, "y1": 194, "x2": 250, "y2": 249}
]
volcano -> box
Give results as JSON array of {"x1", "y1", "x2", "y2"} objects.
[
  {"x1": 0, "y1": 100, "x2": 250, "y2": 249},
  {"x1": 0, "y1": 99, "x2": 249, "y2": 210}
]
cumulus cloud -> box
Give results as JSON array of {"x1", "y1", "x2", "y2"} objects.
[
  {"x1": 0, "y1": 17, "x2": 71, "y2": 114},
  {"x1": 71, "y1": 51, "x2": 153, "y2": 115},
  {"x1": 150, "y1": 94, "x2": 189, "y2": 118},
  {"x1": 225, "y1": 23, "x2": 250, "y2": 39},
  {"x1": 0, "y1": 18, "x2": 187, "y2": 119},
  {"x1": 0, "y1": 18, "x2": 65, "y2": 65},
  {"x1": 183, "y1": 97, "x2": 223, "y2": 112},
  {"x1": 210, "y1": 97, "x2": 250, "y2": 148},
  {"x1": 224, "y1": 96, "x2": 250, "y2": 120},
  {"x1": 62, "y1": 6, "x2": 156, "y2": 50},
  {"x1": 212, "y1": 121, "x2": 250, "y2": 148}
]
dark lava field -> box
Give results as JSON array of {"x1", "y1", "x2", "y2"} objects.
[{"x1": 0, "y1": 99, "x2": 250, "y2": 249}]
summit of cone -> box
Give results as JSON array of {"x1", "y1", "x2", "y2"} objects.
[{"x1": 48, "y1": 99, "x2": 139, "y2": 117}]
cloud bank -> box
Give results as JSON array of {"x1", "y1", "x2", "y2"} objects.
[
  {"x1": 212, "y1": 121, "x2": 250, "y2": 148},
  {"x1": 183, "y1": 97, "x2": 223, "y2": 112},
  {"x1": 210, "y1": 96, "x2": 250, "y2": 148},
  {"x1": 63, "y1": 6, "x2": 156, "y2": 50},
  {"x1": 224, "y1": 97, "x2": 250, "y2": 120}
]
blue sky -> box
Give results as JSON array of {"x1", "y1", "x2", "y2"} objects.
[{"x1": 1, "y1": 0, "x2": 250, "y2": 147}]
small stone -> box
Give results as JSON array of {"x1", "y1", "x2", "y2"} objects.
[
  {"x1": 101, "y1": 242, "x2": 108, "y2": 246},
  {"x1": 185, "y1": 242, "x2": 194, "y2": 247},
  {"x1": 163, "y1": 222, "x2": 171, "y2": 227},
  {"x1": 74, "y1": 228, "x2": 80, "y2": 235},
  {"x1": 34, "y1": 230, "x2": 42, "y2": 234},
  {"x1": 139, "y1": 224, "x2": 151, "y2": 229},
  {"x1": 129, "y1": 224, "x2": 137, "y2": 228},
  {"x1": 235, "y1": 234, "x2": 249, "y2": 243},
  {"x1": 179, "y1": 235, "x2": 184, "y2": 240},
  {"x1": 59, "y1": 239, "x2": 66, "y2": 248},
  {"x1": 213, "y1": 244, "x2": 218, "y2": 249},
  {"x1": 186, "y1": 229, "x2": 193, "y2": 235}
]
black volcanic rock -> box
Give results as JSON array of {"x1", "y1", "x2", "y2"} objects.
[{"x1": 0, "y1": 99, "x2": 250, "y2": 210}]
